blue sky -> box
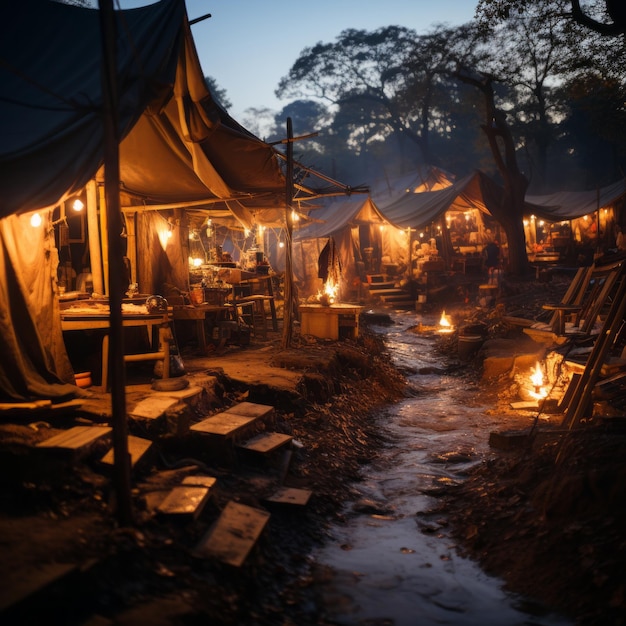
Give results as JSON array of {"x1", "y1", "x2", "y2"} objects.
[{"x1": 116, "y1": 1, "x2": 477, "y2": 120}]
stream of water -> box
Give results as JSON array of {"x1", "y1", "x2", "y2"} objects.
[{"x1": 312, "y1": 310, "x2": 572, "y2": 626}]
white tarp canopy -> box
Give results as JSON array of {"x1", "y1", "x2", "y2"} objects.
[{"x1": 526, "y1": 179, "x2": 626, "y2": 221}]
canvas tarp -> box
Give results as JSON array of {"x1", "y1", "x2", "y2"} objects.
[
  {"x1": 377, "y1": 170, "x2": 565, "y2": 229},
  {"x1": 293, "y1": 196, "x2": 407, "y2": 298},
  {"x1": 0, "y1": 0, "x2": 288, "y2": 226},
  {"x1": 526, "y1": 179, "x2": 626, "y2": 221},
  {"x1": 0, "y1": 0, "x2": 290, "y2": 401}
]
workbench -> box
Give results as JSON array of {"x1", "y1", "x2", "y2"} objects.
[{"x1": 61, "y1": 309, "x2": 170, "y2": 390}]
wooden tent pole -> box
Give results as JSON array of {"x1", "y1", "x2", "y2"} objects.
[
  {"x1": 99, "y1": 184, "x2": 109, "y2": 296},
  {"x1": 86, "y1": 180, "x2": 104, "y2": 295},
  {"x1": 99, "y1": 0, "x2": 132, "y2": 526},
  {"x1": 282, "y1": 118, "x2": 294, "y2": 349}
]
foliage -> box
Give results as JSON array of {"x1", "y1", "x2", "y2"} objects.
[
  {"x1": 204, "y1": 75, "x2": 232, "y2": 111},
  {"x1": 475, "y1": 0, "x2": 626, "y2": 36}
]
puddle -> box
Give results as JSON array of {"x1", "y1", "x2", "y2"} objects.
[{"x1": 311, "y1": 311, "x2": 571, "y2": 625}]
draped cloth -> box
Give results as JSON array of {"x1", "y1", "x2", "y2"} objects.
[{"x1": 0, "y1": 214, "x2": 76, "y2": 402}]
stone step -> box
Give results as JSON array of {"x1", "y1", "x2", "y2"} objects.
[
  {"x1": 265, "y1": 486, "x2": 312, "y2": 507},
  {"x1": 236, "y1": 432, "x2": 292, "y2": 454},
  {"x1": 365, "y1": 282, "x2": 396, "y2": 291},
  {"x1": 100, "y1": 435, "x2": 153, "y2": 469},
  {"x1": 194, "y1": 501, "x2": 270, "y2": 567},
  {"x1": 190, "y1": 401, "x2": 274, "y2": 439},
  {"x1": 36, "y1": 425, "x2": 111, "y2": 461},
  {"x1": 157, "y1": 484, "x2": 213, "y2": 520}
]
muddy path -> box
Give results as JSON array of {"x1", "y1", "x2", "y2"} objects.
[{"x1": 309, "y1": 311, "x2": 572, "y2": 625}]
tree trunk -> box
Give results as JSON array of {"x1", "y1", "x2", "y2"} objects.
[{"x1": 456, "y1": 67, "x2": 531, "y2": 277}]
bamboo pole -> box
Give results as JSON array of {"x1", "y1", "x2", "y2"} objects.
[{"x1": 99, "y1": 0, "x2": 132, "y2": 526}]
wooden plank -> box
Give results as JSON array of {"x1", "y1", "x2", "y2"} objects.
[
  {"x1": 265, "y1": 487, "x2": 312, "y2": 506},
  {"x1": 190, "y1": 412, "x2": 258, "y2": 437},
  {"x1": 36, "y1": 425, "x2": 111, "y2": 450},
  {"x1": 0, "y1": 399, "x2": 53, "y2": 411},
  {"x1": 157, "y1": 485, "x2": 211, "y2": 519},
  {"x1": 182, "y1": 475, "x2": 217, "y2": 488},
  {"x1": 236, "y1": 432, "x2": 292, "y2": 453},
  {"x1": 510, "y1": 400, "x2": 539, "y2": 410},
  {"x1": 223, "y1": 401, "x2": 274, "y2": 420},
  {"x1": 129, "y1": 396, "x2": 179, "y2": 420},
  {"x1": 151, "y1": 385, "x2": 204, "y2": 400},
  {"x1": 100, "y1": 435, "x2": 153, "y2": 468},
  {"x1": 194, "y1": 501, "x2": 270, "y2": 567}
]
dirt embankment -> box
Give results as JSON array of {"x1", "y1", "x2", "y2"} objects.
[
  {"x1": 1, "y1": 289, "x2": 625, "y2": 626},
  {"x1": 0, "y1": 327, "x2": 408, "y2": 625}
]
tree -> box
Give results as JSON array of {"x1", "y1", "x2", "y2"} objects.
[
  {"x1": 476, "y1": 0, "x2": 626, "y2": 35},
  {"x1": 276, "y1": 25, "x2": 479, "y2": 167},
  {"x1": 456, "y1": 68, "x2": 531, "y2": 276},
  {"x1": 204, "y1": 75, "x2": 231, "y2": 111},
  {"x1": 559, "y1": 73, "x2": 626, "y2": 185}
]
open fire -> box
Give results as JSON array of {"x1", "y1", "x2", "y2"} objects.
[
  {"x1": 529, "y1": 361, "x2": 548, "y2": 399},
  {"x1": 317, "y1": 276, "x2": 339, "y2": 306},
  {"x1": 438, "y1": 310, "x2": 454, "y2": 334}
]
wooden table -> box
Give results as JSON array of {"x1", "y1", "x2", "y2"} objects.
[
  {"x1": 61, "y1": 312, "x2": 170, "y2": 390},
  {"x1": 299, "y1": 303, "x2": 363, "y2": 340},
  {"x1": 170, "y1": 304, "x2": 231, "y2": 352}
]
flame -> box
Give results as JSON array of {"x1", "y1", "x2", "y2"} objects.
[
  {"x1": 529, "y1": 362, "x2": 548, "y2": 399},
  {"x1": 439, "y1": 311, "x2": 452, "y2": 327},
  {"x1": 317, "y1": 276, "x2": 339, "y2": 305}
]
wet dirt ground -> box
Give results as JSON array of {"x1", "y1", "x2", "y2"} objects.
[
  {"x1": 1, "y1": 288, "x2": 624, "y2": 625},
  {"x1": 307, "y1": 310, "x2": 572, "y2": 625}
]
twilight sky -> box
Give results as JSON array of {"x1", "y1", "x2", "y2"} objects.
[{"x1": 115, "y1": 1, "x2": 477, "y2": 120}]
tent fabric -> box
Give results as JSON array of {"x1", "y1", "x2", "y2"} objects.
[
  {"x1": 370, "y1": 166, "x2": 455, "y2": 207},
  {"x1": 378, "y1": 170, "x2": 558, "y2": 229},
  {"x1": 1, "y1": 0, "x2": 185, "y2": 217},
  {"x1": 0, "y1": 0, "x2": 287, "y2": 223},
  {"x1": 294, "y1": 197, "x2": 391, "y2": 241},
  {"x1": 526, "y1": 179, "x2": 626, "y2": 221},
  {"x1": 379, "y1": 172, "x2": 491, "y2": 229},
  {"x1": 0, "y1": 214, "x2": 77, "y2": 402},
  {"x1": 0, "y1": 0, "x2": 289, "y2": 401}
]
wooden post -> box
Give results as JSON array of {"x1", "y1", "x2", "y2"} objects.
[
  {"x1": 282, "y1": 118, "x2": 294, "y2": 349},
  {"x1": 99, "y1": 184, "x2": 109, "y2": 296},
  {"x1": 99, "y1": 0, "x2": 132, "y2": 526},
  {"x1": 125, "y1": 210, "x2": 137, "y2": 286},
  {"x1": 86, "y1": 180, "x2": 104, "y2": 295}
]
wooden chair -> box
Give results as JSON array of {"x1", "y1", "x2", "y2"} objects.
[{"x1": 524, "y1": 259, "x2": 624, "y2": 344}]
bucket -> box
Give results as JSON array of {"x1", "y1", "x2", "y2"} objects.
[
  {"x1": 457, "y1": 334, "x2": 483, "y2": 360},
  {"x1": 74, "y1": 371, "x2": 92, "y2": 388}
]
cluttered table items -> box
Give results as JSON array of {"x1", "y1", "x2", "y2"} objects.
[{"x1": 60, "y1": 298, "x2": 170, "y2": 391}]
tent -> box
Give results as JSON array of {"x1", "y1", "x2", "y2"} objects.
[
  {"x1": 0, "y1": 0, "x2": 339, "y2": 400},
  {"x1": 292, "y1": 196, "x2": 407, "y2": 299},
  {"x1": 524, "y1": 178, "x2": 626, "y2": 254},
  {"x1": 525, "y1": 179, "x2": 626, "y2": 221}
]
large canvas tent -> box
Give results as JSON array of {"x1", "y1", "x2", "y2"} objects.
[
  {"x1": 526, "y1": 179, "x2": 626, "y2": 221},
  {"x1": 293, "y1": 196, "x2": 407, "y2": 299},
  {"x1": 0, "y1": 0, "x2": 316, "y2": 401}
]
